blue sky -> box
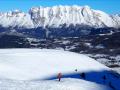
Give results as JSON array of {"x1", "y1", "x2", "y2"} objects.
[{"x1": 0, "y1": 0, "x2": 119, "y2": 14}]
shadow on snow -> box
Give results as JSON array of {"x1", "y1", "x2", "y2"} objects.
[{"x1": 33, "y1": 70, "x2": 120, "y2": 90}]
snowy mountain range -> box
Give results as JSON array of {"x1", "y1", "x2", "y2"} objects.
[{"x1": 0, "y1": 5, "x2": 120, "y2": 29}]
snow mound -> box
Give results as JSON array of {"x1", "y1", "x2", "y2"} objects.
[{"x1": 0, "y1": 49, "x2": 108, "y2": 80}]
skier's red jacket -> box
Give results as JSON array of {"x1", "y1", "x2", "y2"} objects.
[{"x1": 57, "y1": 73, "x2": 62, "y2": 81}]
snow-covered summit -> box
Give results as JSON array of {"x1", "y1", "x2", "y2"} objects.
[
  {"x1": 29, "y1": 5, "x2": 119, "y2": 28},
  {"x1": 0, "y1": 5, "x2": 120, "y2": 28},
  {"x1": 0, "y1": 10, "x2": 34, "y2": 28}
]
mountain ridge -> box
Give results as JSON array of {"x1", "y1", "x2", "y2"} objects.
[{"x1": 0, "y1": 5, "x2": 120, "y2": 29}]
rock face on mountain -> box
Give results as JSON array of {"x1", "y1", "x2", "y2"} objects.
[
  {"x1": 0, "y1": 5, "x2": 120, "y2": 39},
  {"x1": 0, "y1": 10, "x2": 33, "y2": 28},
  {"x1": 0, "y1": 5, "x2": 120, "y2": 29}
]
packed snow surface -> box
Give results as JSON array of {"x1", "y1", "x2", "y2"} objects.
[
  {"x1": 0, "y1": 49, "x2": 108, "y2": 80},
  {"x1": 0, "y1": 78, "x2": 112, "y2": 90},
  {"x1": 0, "y1": 49, "x2": 120, "y2": 90}
]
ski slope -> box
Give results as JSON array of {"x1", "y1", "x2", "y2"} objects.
[
  {"x1": 0, "y1": 49, "x2": 108, "y2": 80},
  {"x1": 0, "y1": 49, "x2": 119, "y2": 90},
  {"x1": 0, "y1": 78, "x2": 112, "y2": 90}
]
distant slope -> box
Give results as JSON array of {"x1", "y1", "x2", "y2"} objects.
[
  {"x1": 0, "y1": 5, "x2": 120, "y2": 28},
  {"x1": 0, "y1": 5, "x2": 120, "y2": 39}
]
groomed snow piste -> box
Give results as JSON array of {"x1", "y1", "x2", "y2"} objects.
[
  {"x1": 0, "y1": 49, "x2": 119, "y2": 90},
  {"x1": 0, "y1": 78, "x2": 112, "y2": 90},
  {"x1": 0, "y1": 49, "x2": 108, "y2": 80}
]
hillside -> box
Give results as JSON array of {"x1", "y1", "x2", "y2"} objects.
[
  {"x1": 0, "y1": 49, "x2": 108, "y2": 80},
  {"x1": 0, "y1": 49, "x2": 120, "y2": 90}
]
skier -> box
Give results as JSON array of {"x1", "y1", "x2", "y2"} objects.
[
  {"x1": 102, "y1": 75, "x2": 106, "y2": 84},
  {"x1": 57, "y1": 73, "x2": 62, "y2": 81},
  {"x1": 80, "y1": 72, "x2": 86, "y2": 79},
  {"x1": 75, "y1": 69, "x2": 78, "y2": 72}
]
